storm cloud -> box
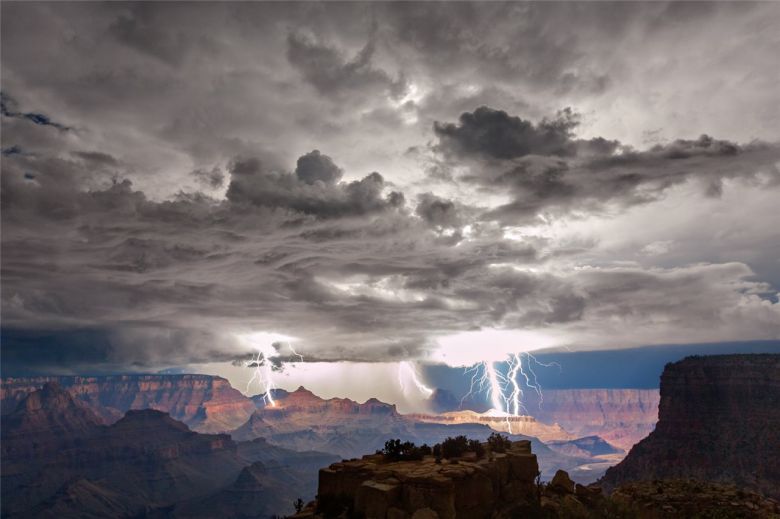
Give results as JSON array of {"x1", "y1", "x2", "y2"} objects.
[{"x1": 2, "y1": 1, "x2": 779, "y2": 378}]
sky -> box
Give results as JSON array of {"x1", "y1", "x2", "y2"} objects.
[{"x1": 2, "y1": 2, "x2": 779, "y2": 407}]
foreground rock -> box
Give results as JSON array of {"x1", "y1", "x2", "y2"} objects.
[
  {"x1": 294, "y1": 440, "x2": 540, "y2": 519},
  {"x1": 600, "y1": 354, "x2": 780, "y2": 498}
]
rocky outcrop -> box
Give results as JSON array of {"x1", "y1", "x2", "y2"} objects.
[
  {"x1": 600, "y1": 354, "x2": 780, "y2": 498},
  {"x1": 525, "y1": 388, "x2": 660, "y2": 451},
  {"x1": 297, "y1": 440, "x2": 540, "y2": 519},
  {"x1": 1, "y1": 374, "x2": 256, "y2": 432}
]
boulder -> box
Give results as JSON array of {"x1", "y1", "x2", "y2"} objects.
[{"x1": 549, "y1": 470, "x2": 575, "y2": 494}]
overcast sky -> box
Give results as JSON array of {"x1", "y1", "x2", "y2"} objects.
[{"x1": 2, "y1": 2, "x2": 779, "y2": 402}]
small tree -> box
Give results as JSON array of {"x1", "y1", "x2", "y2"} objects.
[
  {"x1": 294, "y1": 497, "x2": 305, "y2": 513},
  {"x1": 487, "y1": 432, "x2": 512, "y2": 453},
  {"x1": 468, "y1": 439, "x2": 485, "y2": 458},
  {"x1": 441, "y1": 435, "x2": 469, "y2": 458},
  {"x1": 381, "y1": 438, "x2": 425, "y2": 461}
]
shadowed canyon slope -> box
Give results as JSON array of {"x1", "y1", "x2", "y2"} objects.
[
  {"x1": 600, "y1": 354, "x2": 780, "y2": 498},
  {"x1": 0, "y1": 383, "x2": 338, "y2": 518}
]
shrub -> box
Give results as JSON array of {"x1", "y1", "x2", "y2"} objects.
[
  {"x1": 487, "y1": 432, "x2": 512, "y2": 453},
  {"x1": 381, "y1": 439, "x2": 427, "y2": 461},
  {"x1": 440, "y1": 435, "x2": 469, "y2": 458},
  {"x1": 468, "y1": 439, "x2": 485, "y2": 458}
]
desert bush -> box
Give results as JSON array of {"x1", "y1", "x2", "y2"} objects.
[
  {"x1": 440, "y1": 435, "x2": 470, "y2": 458},
  {"x1": 487, "y1": 432, "x2": 512, "y2": 453},
  {"x1": 381, "y1": 439, "x2": 427, "y2": 461},
  {"x1": 468, "y1": 439, "x2": 485, "y2": 458}
]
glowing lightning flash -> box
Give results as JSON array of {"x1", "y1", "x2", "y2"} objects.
[
  {"x1": 460, "y1": 351, "x2": 560, "y2": 431},
  {"x1": 399, "y1": 361, "x2": 434, "y2": 398},
  {"x1": 245, "y1": 350, "x2": 278, "y2": 407},
  {"x1": 239, "y1": 332, "x2": 302, "y2": 408}
]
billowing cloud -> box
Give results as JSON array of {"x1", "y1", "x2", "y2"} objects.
[
  {"x1": 225, "y1": 152, "x2": 403, "y2": 218},
  {"x1": 434, "y1": 107, "x2": 616, "y2": 160},
  {"x1": 432, "y1": 107, "x2": 780, "y2": 222},
  {"x1": 2, "y1": 1, "x2": 780, "y2": 382}
]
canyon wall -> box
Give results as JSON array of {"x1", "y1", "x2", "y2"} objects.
[
  {"x1": 0, "y1": 374, "x2": 255, "y2": 432},
  {"x1": 526, "y1": 389, "x2": 660, "y2": 450},
  {"x1": 600, "y1": 354, "x2": 780, "y2": 498}
]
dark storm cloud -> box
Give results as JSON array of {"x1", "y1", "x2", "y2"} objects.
[
  {"x1": 415, "y1": 193, "x2": 463, "y2": 228},
  {"x1": 433, "y1": 107, "x2": 780, "y2": 221},
  {"x1": 434, "y1": 107, "x2": 591, "y2": 160},
  {"x1": 2, "y1": 141, "x2": 778, "y2": 368},
  {"x1": 225, "y1": 152, "x2": 403, "y2": 218},
  {"x1": 295, "y1": 149, "x2": 343, "y2": 184},
  {"x1": 2, "y1": 1, "x2": 779, "y2": 372}
]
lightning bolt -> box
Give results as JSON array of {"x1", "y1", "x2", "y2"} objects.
[
  {"x1": 245, "y1": 350, "x2": 277, "y2": 407},
  {"x1": 399, "y1": 361, "x2": 434, "y2": 398},
  {"x1": 459, "y1": 351, "x2": 560, "y2": 431},
  {"x1": 238, "y1": 333, "x2": 302, "y2": 407}
]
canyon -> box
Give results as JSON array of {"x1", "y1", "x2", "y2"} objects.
[
  {"x1": 1, "y1": 375, "x2": 655, "y2": 485},
  {"x1": 3, "y1": 354, "x2": 779, "y2": 517}
]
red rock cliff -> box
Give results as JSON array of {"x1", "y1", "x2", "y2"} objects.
[{"x1": 1, "y1": 374, "x2": 255, "y2": 432}]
